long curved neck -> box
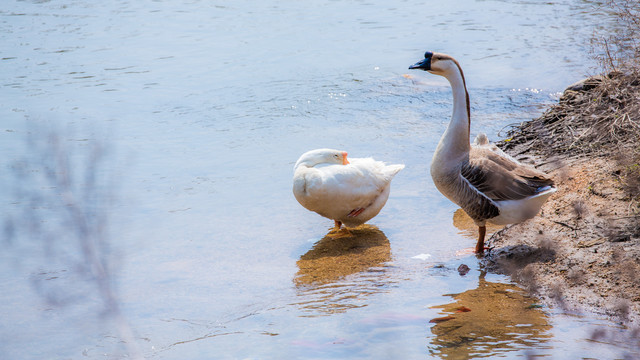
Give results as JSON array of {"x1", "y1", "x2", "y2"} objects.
[
  {"x1": 294, "y1": 159, "x2": 316, "y2": 172},
  {"x1": 435, "y1": 65, "x2": 471, "y2": 162},
  {"x1": 294, "y1": 155, "x2": 325, "y2": 172}
]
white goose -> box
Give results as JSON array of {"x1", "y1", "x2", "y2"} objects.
[
  {"x1": 409, "y1": 51, "x2": 556, "y2": 253},
  {"x1": 293, "y1": 149, "x2": 404, "y2": 231}
]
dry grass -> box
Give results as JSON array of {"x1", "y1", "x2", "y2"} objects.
[
  {"x1": 499, "y1": 71, "x2": 640, "y2": 158},
  {"x1": 499, "y1": 0, "x2": 640, "y2": 203},
  {"x1": 484, "y1": 1, "x2": 640, "y2": 329}
]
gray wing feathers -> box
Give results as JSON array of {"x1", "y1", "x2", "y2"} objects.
[
  {"x1": 453, "y1": 171, "x2": 500, "y2": 223},
  {"x1": 454, "y1": 148, "x2": 555, "y2": 223},
  {"x1": 462, "y1": 148, "x2": 555, "y2": 202}
]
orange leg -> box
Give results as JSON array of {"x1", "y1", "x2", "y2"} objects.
[
  {"x1": 475, "y1": 225, "x2": 486, "y2": 253},
  {"x1": 327, "y1": 220, "x2": 353, "y2": 238}
]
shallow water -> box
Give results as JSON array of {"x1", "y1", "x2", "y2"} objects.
[{"x1": 1, "y1": 0, "x2": 639, "y2": 359}]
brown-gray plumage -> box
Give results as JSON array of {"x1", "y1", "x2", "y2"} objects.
[{"x1": 409, "y1": 51, "x2": 556, "y2": 253}]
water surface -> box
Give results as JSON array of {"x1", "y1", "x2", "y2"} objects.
[{"x1": 1, "y1": 0, "x2": 638, "y2": 359}]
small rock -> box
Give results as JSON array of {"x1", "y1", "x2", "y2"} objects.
[{"x1": 457, "y1": 264, "x2": 470, "y2": 276}]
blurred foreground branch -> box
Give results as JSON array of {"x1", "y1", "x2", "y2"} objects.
[{"x1": 5, "y1": 125, "x2": 142, "y2": 359}]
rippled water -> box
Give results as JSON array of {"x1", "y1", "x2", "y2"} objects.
[{"x1": 1, "y1": 0, "x2": 638, "y2": 359}]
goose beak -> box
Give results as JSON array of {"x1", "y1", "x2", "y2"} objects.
[
  {"x1": 409, "y1": 58, "x2": 431, "y2": 71},
  {"x1": 409, "y1": 52, "x2": 433, "y2": 71},
  {"x1": 342, "y1": 151, "x2": 350, "y2": 165}
]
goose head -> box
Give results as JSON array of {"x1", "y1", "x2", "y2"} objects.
[
  {"x1": 409, "y1": 51, "x2": 461, "y2": 77},
  {"x1": 295, "y1": 148, "x2": 349, "y2": 169}
]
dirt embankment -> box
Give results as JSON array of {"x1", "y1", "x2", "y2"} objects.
[{"x1": 482, "y1": 72, "x2": 640, "y2": 323}]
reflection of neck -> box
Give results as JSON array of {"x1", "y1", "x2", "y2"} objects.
[{"x1": 435, "y1": 66, "x2": 471, "y2": 161}]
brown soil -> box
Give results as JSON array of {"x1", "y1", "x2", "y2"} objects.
[{"x1": 481, "y1": 73, "x2": 640, "y2": 324}]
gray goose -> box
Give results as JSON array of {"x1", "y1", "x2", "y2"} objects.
[{"x1": 409, "y1": 51, "x2": 556, "y2": 253}]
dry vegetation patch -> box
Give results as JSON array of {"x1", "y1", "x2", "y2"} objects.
[{"x1": 484, "y1": 0, "x2": 640, "y2": 324}]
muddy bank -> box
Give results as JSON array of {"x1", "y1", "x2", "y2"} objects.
[{"x1": 482, "y1": 72, "x2": 640, "y2": 323}]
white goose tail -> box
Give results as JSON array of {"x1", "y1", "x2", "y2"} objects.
[{"x1": 492, "y1": 187, "x2": 557, "y2": 225}]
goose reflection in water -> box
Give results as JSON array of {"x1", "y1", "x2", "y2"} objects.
[
  {"x1": 293, "y1": 225, "x2": 393, "y2": 316},
  {"x1": 428, "y1": 271, "x2": 552, "y2": 358},
  {"x1": 453, "y1": 209, "x2": 503, "y2": 248}
]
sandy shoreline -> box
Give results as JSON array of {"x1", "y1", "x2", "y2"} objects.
[{"x1": 481, "y1": 76, "x2": 640, "y2": 324}]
